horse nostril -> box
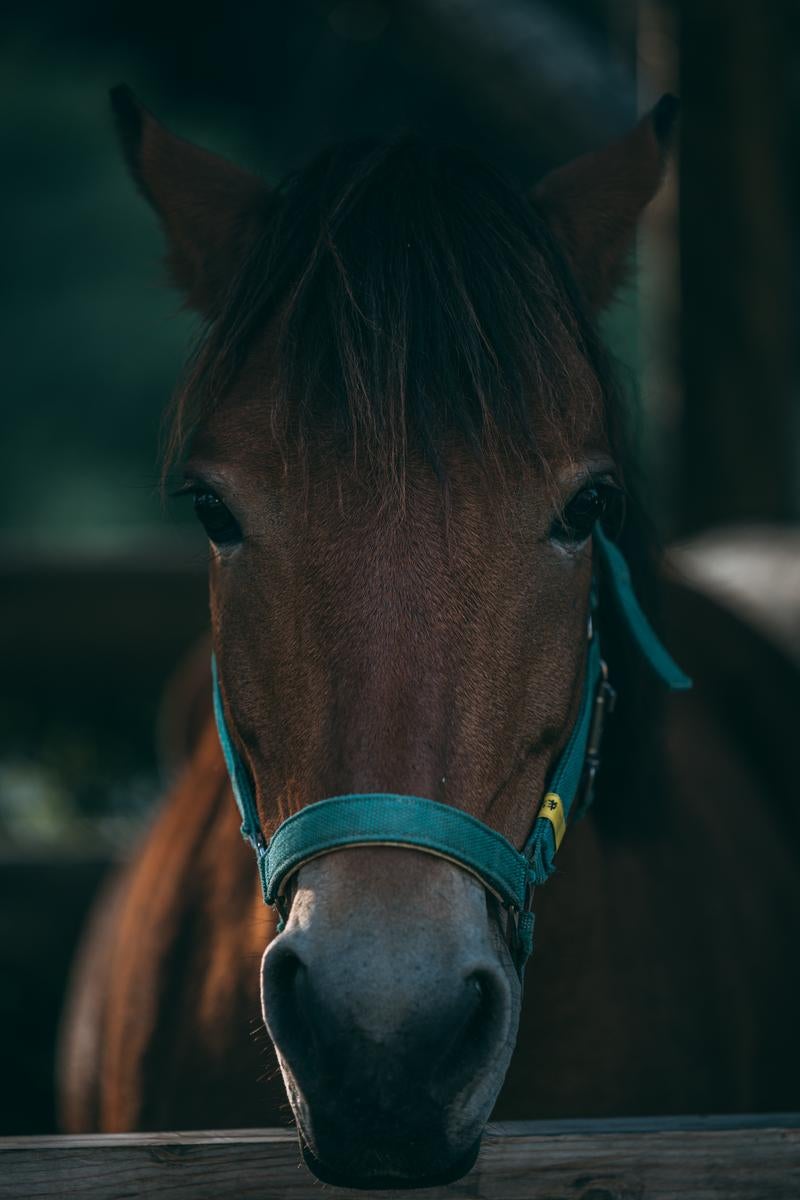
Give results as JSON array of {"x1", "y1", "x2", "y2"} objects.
[
  {"x1": 466, "y1": 968, "x2": 499, "y2": 1017},
  {"x1": 469, "y1": 971, "x2": 488, "y2": 1003},
  {"x1": 460, "y1": 970, "x2": 491, "y2": 1037},
  {"x1": 267, "y1": 943, "x2": 304, "y2": 993},
  {"x1": 262, "y1": 943, "x2": 313, "y2": 1068},
  {"x1": 429, "y1": 968, "x2": 506, "y2": 1099}
]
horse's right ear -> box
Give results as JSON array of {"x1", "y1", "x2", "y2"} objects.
[{"x1": 111, "y1": 85, "x2": 269, "y2": 316}]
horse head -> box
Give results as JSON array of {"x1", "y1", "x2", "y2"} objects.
[{"x1": 112, "y1": 87, "x2": 677, "y2": 1187}]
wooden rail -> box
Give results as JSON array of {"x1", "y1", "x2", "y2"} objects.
[{"x1": 1, "y1": 1114, "x2": 797, "y2": 1199}]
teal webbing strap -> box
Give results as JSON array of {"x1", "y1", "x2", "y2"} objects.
[
  {"x1": 594, "y1": 527, "x2": 692, "y2": 690},
  {"x1": 211, "y1": 656, "x2": 265, "y2": 855},
  {"x1": 522, "y1": 630, "x2": 603, "y2": 883},
  {"x1": 545, "y1": 632, "x2": 603, "y2": 807},
  {"x1": 259, "y1": 793, "x2": 531, "y2": 911}
]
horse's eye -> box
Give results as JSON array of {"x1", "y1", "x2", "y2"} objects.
[
  {"x1": 551, "y1": 481, "x2": 625, "y2": 545},
  {"x1": 192, "y1": 490, "x2": 242, "y2": 546}
]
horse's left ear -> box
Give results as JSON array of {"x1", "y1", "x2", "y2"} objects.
[
  {"x1": 532, "y1": 95, "x2": 679, "y2": 309},
  {"x1": 110, "y1": 85, "x2": 270, "y2": 316}
]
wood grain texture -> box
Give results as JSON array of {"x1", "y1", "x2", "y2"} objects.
[{"x1": 1, "y1": 1115, "x2": 798, "y2": 1200}]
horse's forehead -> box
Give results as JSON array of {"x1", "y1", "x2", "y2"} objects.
[
  {"x1": 197, "y1": 404, "x2": 588, "y2": 528},
  {"x1": 203, "y1": 439, "x2": 546, "y2": 565},
  {"x1": 191, "y1": 308, "x2": 609, "y2": 494}
]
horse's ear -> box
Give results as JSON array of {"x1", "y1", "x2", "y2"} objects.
[
  {"x1": 110, "y1": 85, "x2": 269, "y2": 315},
  {"x1": 532, "y1": 95, "x2": 679, "y2": 309}
]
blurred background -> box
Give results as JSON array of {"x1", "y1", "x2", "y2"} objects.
[{"x1": 1, "y1": 0, "x2": 798, "y2": 1133}]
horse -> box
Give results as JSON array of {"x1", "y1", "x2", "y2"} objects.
[{"x1": 58, "y1": 88, "x2": 800, "y2": 1189}]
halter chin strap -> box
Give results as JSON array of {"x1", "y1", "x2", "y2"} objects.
[{"x1": 211, "y1": 528, "x2": 691, "y2": 974}]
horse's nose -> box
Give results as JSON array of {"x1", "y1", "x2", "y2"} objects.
[
  {"x1": 259, "y1": 852, "x2": 516, "y2": 1186},
  {"x1": 262, "y1": 937, "x2": 504, "y2": 1103}
]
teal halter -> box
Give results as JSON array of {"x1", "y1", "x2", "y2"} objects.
[{"x1": 212, "y1": 527, "x2": 690, "y2": 973}]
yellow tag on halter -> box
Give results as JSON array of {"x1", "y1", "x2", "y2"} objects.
[{"x1": 538, "y1": 792, "x2": 566, "y2": 850}]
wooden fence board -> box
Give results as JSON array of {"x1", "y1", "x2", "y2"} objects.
[{"x1": 1, "y1": 1114, "x2": 797, "y2": 1200}]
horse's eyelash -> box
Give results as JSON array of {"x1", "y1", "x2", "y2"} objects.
[
  {"x1": 168, "y1": 482, "x2": 201, "y2": 500},
  {"x1": 588, "y1": 473, "x2": 625, "y2": 496}
]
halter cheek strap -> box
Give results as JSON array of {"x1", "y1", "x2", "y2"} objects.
[
  {"x1": 212, "y1": 655, "x2": 263, "y2": 853},
  {"x1": 211, "y1": 530, "x2": 691, "y2": 974}
]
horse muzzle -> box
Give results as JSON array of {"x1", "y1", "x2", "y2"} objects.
[{"x1": 260, "y1": 847, "x2": 519, "y2": 1188}]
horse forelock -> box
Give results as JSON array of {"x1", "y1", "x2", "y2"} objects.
[{"x1": 162, "y1": 136, "x2": 627, "y2": 504}]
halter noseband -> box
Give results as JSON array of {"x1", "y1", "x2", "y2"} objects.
[{"x1": 211, "y1": 527, "x2": 690, "y2": 975}]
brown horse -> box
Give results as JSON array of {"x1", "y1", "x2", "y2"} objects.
[{"x1": 58, "y1": 90, "x2": 800, "y2": 1189}]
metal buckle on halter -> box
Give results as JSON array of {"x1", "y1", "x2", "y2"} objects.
[{"x1": 572, "y1": 658, "x2": 616, "y2": 822}]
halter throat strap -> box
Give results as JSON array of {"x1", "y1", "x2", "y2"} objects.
[{"x1": 594, "y1": 528, "x2": 691, "y2": 691}]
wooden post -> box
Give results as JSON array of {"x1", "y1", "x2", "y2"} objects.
[
  {"x1": 677, "y1": 0, "x2": 797, "y2": 533},
  {"x1": 1, "y1": 1114, "x2": 798, "y2": 1199},
  {"x1": 637, "y1": 0, "x2": 682, "y2": 535}
]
